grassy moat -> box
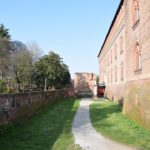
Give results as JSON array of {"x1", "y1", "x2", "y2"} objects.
[
  {"x1": 90, "y1": 100, "x2": 150, "y2": 150},
  {"x1": 0, "y1": 98, "x2": 80, "y2": 150}
]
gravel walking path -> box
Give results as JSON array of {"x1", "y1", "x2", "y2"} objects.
[{"x1": 72, "y1": 99, "x2": 136, "y2": 150}]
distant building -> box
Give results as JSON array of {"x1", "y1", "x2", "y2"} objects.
[
  {"x1": 98, "y1": 0, "x2": 150, "y2": 128},
  {"x1": 74, "y1": 73, "x2": 97, "y2": 97}
]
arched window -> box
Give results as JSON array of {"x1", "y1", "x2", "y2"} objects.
[
  {"x1": 135, "y1": 42, "x2": 141, "y2": 70},
  {"x1": 132, "y1": 0, "x2": 140, "y2": 24},
  {"x1": 120, "y1": 63, "x2": 124, "y2": 81},
  {"x1": 120, "y1": 36, "x2": 123, "y2": 54},
  {"x1": 114, "y1": 44, "x2": 117, "y2": 59},
  {"x1": 110, "y1": 50, "x2": 112, "y2": 64}
]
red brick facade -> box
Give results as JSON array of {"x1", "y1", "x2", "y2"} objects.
[
  {"x1": 74, "y1": 73, "x2": 96, "y2": 97},
  {"x1": 98, "y1": 0, "x2": 150, "y2": 129}
]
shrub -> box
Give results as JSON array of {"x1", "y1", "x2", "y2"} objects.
[{"x1": 0, "y1": 79, "x2": 7, "y2": 93}]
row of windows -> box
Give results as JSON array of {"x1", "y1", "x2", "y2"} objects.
[
  {"x1": 101, "y1": 0, "x2": 140, "y2": 71},
  {"x1": 132, "y1": 0, "x2": 141, "y2": 71},
  {"x1": 110, "y1": 36, "x2": 124, "y2": 64},
  {"x1": 100, "y1": 35, "x2": 124, "y2": 74},
  {"x1": 103, "y1": 63, "x2": 124, "y2": 84},
  {"x1": 100, "y1": 43, "x2": 141, "y2": 75},
  {"x1": 100, "y1": 41, "x2": 141, "y2": 84},
  {"x1": 100, "y1": 0, "x2": 141, "y2": 83},
  {"x1": 100, "y1": 0, "x2": 140, "y2": 76},
  {"x1": 111, "y1": 39, "x2": 123, "y2": 63}
]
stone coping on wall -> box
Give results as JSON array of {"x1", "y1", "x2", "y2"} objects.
[{"x1": 0, "y1": 89, "x2": 71, "y2": 126}]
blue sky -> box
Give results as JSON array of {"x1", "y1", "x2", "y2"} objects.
[{"x1": 0, "y1": 0, "x2": 120, "y2": 78}]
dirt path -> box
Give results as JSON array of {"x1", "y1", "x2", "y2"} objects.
[{"x1": 72, "y1": 99, "x2": 136, "y2": 150}]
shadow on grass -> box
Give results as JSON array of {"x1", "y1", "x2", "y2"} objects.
[
  {"x1": 90, "y1": 101, "x2": 150, "y2": 150},
  {"x1": 89, "y1": 101, "x2": 125, "y2": 130},
  {"x1": 0, "y1": 98, "x2": 78, "y2": 150},
  {"x1": 90, "y1": 102, "x2": 122, "y2": 120}
]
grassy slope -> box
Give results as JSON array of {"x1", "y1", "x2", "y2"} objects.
[
  {"x1": 0, "y1": 98, "x2": 80, "y2": 150},
  {"x1": 90, "y1": 101, "x2": 150, "y2": 150}
]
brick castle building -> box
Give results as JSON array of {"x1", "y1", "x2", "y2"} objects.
[
  {"x1": 98, "y1": 0, "x2": 150, "y2": 128},
  {"x1": 74, "y1": 73, "x2": 97, "y2": 97}
]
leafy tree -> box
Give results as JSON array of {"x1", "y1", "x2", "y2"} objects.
[
  {"x1": 0, "y1": 38, "x2": 12, "y2": 79},
  {"x1": 0, "y1": 24, "x2": 11, "y2": 40},
  {"x1": 0, "y1": 24, "x2": 70, "y2": 93},
  {"x1": 55, "y1": 63, "x2": 71, "y2": 88},
  {"x1": 33, "y1": 51, "x2": 71, "y2": 90},
  {"x1": 0, "y1": 24, "x2": 11, "y2": 80}
]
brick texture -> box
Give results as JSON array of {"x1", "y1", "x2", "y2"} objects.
[
  {"x1": 0, "y1": 89, "x2": 71, "y2": 125},
  {"x1": 98, "y1": 0, "x2": 150, "y2": 129},
  {"x1": 74, "y1": 73, "x2": 96, "y2": 97}
]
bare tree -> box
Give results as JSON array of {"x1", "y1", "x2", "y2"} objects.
[
  {"x1": 0, "y1": 38, "x2": 12, "y2": 79},
  {"x1": 11, "y1": 48, "x2": 32, "y2": 92},
  {"x1": 26, "y1": 41, "x2": 43, "y2": 63}
]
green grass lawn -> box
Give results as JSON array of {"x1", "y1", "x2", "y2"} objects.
[
  {"x1": 90, "y1": 100, "x2": 150, "y2": 150},
  {"x1": 0, "y1": 98, "x2": 80, "y2": 150}
]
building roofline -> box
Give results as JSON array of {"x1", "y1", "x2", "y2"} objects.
[{"x1": 97, "y1": 0, "x2": 124, "y2": 57}]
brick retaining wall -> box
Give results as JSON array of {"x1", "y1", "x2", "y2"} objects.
[
  {"x1": 123, "y1": 79, "x2": 150, "y2": 129},
  {"x1": 0, "y1": 89, "x2": 71, "y2": 125},
  {"x1": 104, "y1": 79, "x2": 150, "y2": 129}
]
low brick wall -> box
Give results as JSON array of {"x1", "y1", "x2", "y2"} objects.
[
  {"x1": 123, "y1": 79, "x2": 150, "y2": 129},
  {"x1": 0, "y1": 89, "x2": 70, "y2": 125}
]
